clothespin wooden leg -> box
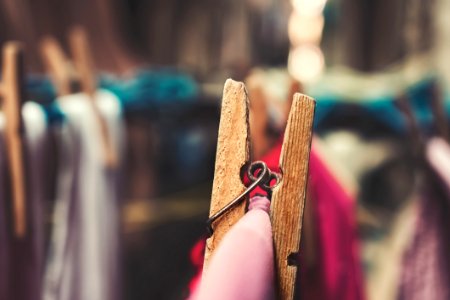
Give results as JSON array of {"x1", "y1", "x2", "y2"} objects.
[
  {"x1": 270, "y1": 93, "x2": 315, "y2": 300},
  {"x1": 248, "y1": 85, "x2": 269, "y2": 160},
  {"x1": 40, "y1": 36, "x2": 77, "y2": 96},
  {"x1": 69, "y1": 26, "x2": 118, "y2": 169},
  {"x1": 203, "y1": 79, "x2": 250, "y2": 268},
  {"x1": 1, "y1": 42, "x2": 27, "y2": 238}
]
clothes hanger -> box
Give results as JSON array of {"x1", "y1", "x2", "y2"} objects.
[
  {"x1": 40, "y1": 26, "x2": 117, "y2": 168},
  {"x1": 204, "y1": 79, "x2": 315, "y2": 299},
  {"x1": 0, "y1": 42, "x2": 27, "y2": 238}
]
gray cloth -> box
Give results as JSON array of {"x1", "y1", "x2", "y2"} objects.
[{"x1": 43, "y1": 89, "x2": 124, "y2": 300}]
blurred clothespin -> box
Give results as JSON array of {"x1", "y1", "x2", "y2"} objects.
[
  {"x1": 40, "y1": 26, "x2": 117, "y2": 168},
  {"x1": 204, "y1": 79, "x2": 315, "y2": 299},
  {"x1": 248, "y1": 85, "x2": 269, "y2": 159},
  {"x1": 430, "y1": 82, "x2": 449, "y2": 141},
  {"x1": 246, "y1": 71, "x2": 303, "y2": 160},
  {"x1": 0, "y1": 42, "x2": 27, "y2": 238}
]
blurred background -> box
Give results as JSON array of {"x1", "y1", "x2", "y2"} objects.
[{"x1": 1, "y1": 0, "x2": 450, "y2": 299}]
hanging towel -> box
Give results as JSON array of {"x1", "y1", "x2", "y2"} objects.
[
  {"x1": 43, "y1": 89, "x2": 124, "y2": 300},
  {"x1": 0, "y1": 102, "x2": 48, "y2": 300},
  {"x1": 192, "y1": 196, "x2": 275, "y2": 300}
]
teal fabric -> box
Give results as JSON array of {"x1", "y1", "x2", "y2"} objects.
[
  {"x1": 312, "y1": 77, "x2": 450, "y2": 135},
  {"x1": 100, "y1": 69, "x2": 199, "y2": 113},
  {"x1": 26, "y1": 69, "x2": 199, "y2": 123}
]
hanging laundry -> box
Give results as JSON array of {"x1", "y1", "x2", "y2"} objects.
[
  {"x1": 0, "y1": 102, "x2": 49, "y2": 300},
  {"x1": 191, "y1": 196, "x2": 274, "y2": 300},
  {"x1": 43, "y1": 89, "x2": 124, "y2": 300},
  {"x1": 397, "y1": 137, "x2": 450, "y2": 300},
  {"x1": 0, "y1": 115, "x2": 8, "y2": 300},
  {"x1": 398, "y1": 192, "x2": 450, "y2": 300},
  {"x1": 299, "y1": 141, "x2": 365, "y2": 300}
]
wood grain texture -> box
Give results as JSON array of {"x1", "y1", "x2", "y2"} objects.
[
  {"x1": 2, "y1": 42, "x2": 27, "y2": 238},
  {"x1": 203, "y1": 79, "x2": 250, "y2": 268},
  {"x1": 270, "y1": 93, "x2": 315, "y2": 300}
]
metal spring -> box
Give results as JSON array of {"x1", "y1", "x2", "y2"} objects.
[{"x1": 206, "y1": 161, "x2": 280, "y2": 236}]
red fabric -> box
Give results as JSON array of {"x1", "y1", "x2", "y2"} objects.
[
  {"x1": 187, "y1": 137, "x2": 365, "y2": 300},
  {"x1": 188, "y1": 238, "x2": 206, "y2": 296},
  {"x1": 301, "y1": 141, "x2": 365, "y2": 300}
]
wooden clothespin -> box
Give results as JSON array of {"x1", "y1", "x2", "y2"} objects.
[
  {"x1": 0, "y1": 42, "x2": 27, "y2": 238},
  {"x1": 40, "y1": 26, "x2": 117, "y2": 168},
  {"x1": 204, "y1": 79, "x2": 315, "y2": 299},
  {"x1": 270, "y1": 91, "x2": 315, "y2": 299},
  {"x1": 68, "y1": 26, "x2": 117, "y2": 168},
  {"x1": 395, "y1": 94, "x2": 423, "y2": 155},
  {"x1": 40, "y1": 36, "x2": 79, "y2": 96},
  {"x1": 247, "y1": 74, "x2": 302, "y2": 160},
  {"x1": 204, "y1": 79, "x2": 250, "y2": 266}
]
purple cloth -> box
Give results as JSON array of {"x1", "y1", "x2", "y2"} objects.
[
  {"x1": 398, "y1": 138, "x2": 450, "y2": 300},
  {"x1": 192, "y1": 196, "x2": 275, "y2": 300},
  {"x1": 398, "y1": 194, "x2": 450, "y2": 300},
  {"x1": 0, "y1": 109, "x2": 10, "y2": 300},
  {"x1": 0, "y1": 102, "x2": 48, "y2": 300}
]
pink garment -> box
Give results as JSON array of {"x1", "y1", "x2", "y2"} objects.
[
  {"x1": 301, "y1": 143, "x2": 365, "y2": 300},
  {"x1": 192, "y1": 196, "x2": 275, "y2": 300}
]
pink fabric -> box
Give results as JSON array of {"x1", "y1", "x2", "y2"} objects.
[
  {"x1": 191, "y1": 196, "x2": 275, "y2": 300},
  {"x1": 301, "y1": 143, "x2": 365, "y2": 300}
]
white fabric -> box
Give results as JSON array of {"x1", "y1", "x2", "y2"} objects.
[{"x1": 43, "y1": 89, "x2": 124, "y2": 300}]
